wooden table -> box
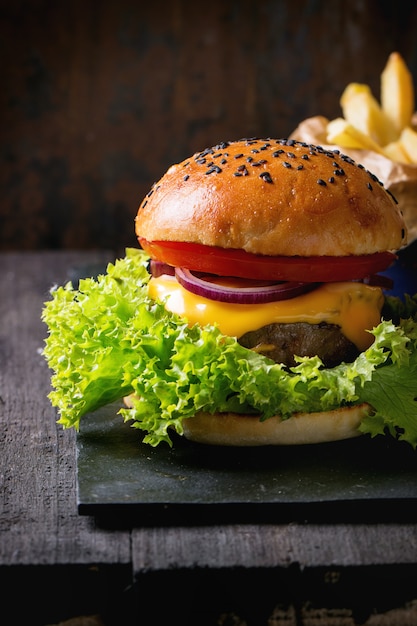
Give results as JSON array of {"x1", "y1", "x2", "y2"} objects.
[{"x1": 2, "y1": 250, "x2": 417, "y2": 625}]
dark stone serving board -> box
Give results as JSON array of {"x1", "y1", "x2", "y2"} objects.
[{"x1": 76, "y1": 402, "x2": 417, "y2": 527}]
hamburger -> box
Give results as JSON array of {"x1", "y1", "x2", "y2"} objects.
[{"x1": 42, "y1": 138, "x2": 417, "y2": 448}]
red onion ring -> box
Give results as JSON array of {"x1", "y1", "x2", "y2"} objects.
[
  {"x1": 174, "y1": 267, "x2": 319, "y2": 304},
  {"x1": 149, "y1": 259, "x2": 175, "y2": 277},
  {"x1": 361, "y1": 274, "x2": 394, "y2": 290}
]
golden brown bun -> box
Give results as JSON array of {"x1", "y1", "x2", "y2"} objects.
[
  {"x1": 136, "y1": 139, "x2": 406, "y2": 257},
  {"x1": 123, "y1": 395, "x2": 370, "y2": 446},
  {"x1": 181, "y1": 404, "x2": 370, "y2": 446}
]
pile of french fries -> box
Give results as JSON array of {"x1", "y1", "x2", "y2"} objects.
[{"x1": 326, "y1": 52, "x2": 417, "y2": 165}]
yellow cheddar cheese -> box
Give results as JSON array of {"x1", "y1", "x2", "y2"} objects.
[{"x1": 148, "y1": 276, "x2": 384, "y2": 352}]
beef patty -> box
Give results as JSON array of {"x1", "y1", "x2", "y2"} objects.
[{"x1": 238, "y1": 322, "x2": 360, "y2": 368}]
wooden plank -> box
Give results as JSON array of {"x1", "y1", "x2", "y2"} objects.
[
  {"x1": 0, "y1": 251, "x2": 131, "y2": 566},
  {"x1": 132, "y1": 523, "x2": 417, "y2": 572}
]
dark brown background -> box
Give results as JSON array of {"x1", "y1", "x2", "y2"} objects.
[{"x1": 2, "y1": 0, "x2": 417, "y2": 252}]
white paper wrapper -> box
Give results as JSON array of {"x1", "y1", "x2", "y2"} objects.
[{"x1": 290, "y1": 116, "x2": 417, "y2": 245}]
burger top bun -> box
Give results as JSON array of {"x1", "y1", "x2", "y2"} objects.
[{"x1": 136, "y1": 138, "x2": 407, "y2": 257}]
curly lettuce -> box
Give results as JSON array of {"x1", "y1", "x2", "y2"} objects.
[{"x1": 42, "y1": 248, "x2": 417, "y2": 447}]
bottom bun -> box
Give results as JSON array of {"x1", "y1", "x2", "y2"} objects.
[
  {"x1": 123, "y1": 395, "x2": 371, "y2": 446},
  {"x1": 180, "y1": 404, "x2": 371, "y2": 446}
]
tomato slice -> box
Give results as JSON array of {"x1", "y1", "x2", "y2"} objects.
[{"x1": 138, "y1": 238, "x2": 396, "y2": 282}]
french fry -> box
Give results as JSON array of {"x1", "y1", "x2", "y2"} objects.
[
  {"x1": 326, "y1": 117, "x2": 385, "y2": 153},
  {"x1": 341, "y1": 82, "x2": 398, "y2": 145},
  {"x1": 324, "y1": 52, "x2": 417, "y2": 165},
  {"x1": 382, "y1": 140, "x2": 412, "y2": 164},
  {"x1": 381, "y1": 52, "x2": 415, "y2": 134},
  {"x1": 399, "y1": 126, "x2": 417, "y2": 162}
]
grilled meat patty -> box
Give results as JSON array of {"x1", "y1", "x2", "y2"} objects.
[{"x1": 238, "y1": 322, "x2": 360, "y2": 368}]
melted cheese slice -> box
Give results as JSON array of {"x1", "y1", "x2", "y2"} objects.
[{"x1": 148, "y1": 275, "x2": 384, "y2": 352}]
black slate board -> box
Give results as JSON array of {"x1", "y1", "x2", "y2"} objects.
[{"x1": 76, "y1": 402, "x2": 417, "y2": 526}]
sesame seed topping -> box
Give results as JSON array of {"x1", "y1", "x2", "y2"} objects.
[
  {"x1": 317, "y1": 179, "x2": 327, "y2": 186},
  {"x1": 184, "y1": 174, "x2": 189, "y2": 181},
  {"x1": 260, "y1": 172, "x2": 273, "y2": 183},
  {"x1": 205, "y1": 165, "x2": 222, "y2": 175},
  {"x1": 283, "y1": 162, "x2": 292, "y2": 168}
]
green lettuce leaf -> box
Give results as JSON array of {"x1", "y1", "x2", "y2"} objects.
[{"x1": 42, "y1": 248, "x2": 417, "y2": 447}]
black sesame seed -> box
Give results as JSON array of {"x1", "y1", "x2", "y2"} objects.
[
  {"x1": 367, "y1": 182, "x2": 373, "y2": 191},
  {"x1": 387, "y1": 189, "x2": 399, "y2": 204},
  {"x1": 301, "y1": 154, "x2": 309, "y2": 160},
  {"x1": 272, "y1": 149, "x2": 284, "y2": 157},
  {"x1": 205, "y1": 165, "x2": 222, "y2": 175},
  {"x1": 260, "y1": 172, "x2": 273, "y2": 183},
  {"x1": 142, "y1": 200, "x2": 147, "y2": 208},
  {"x1": 220, "y1": 158, "x2": 227, "y2": 165},
  {"x1": 283, "y1": 162, "x2": 292, "y2": 168},
  {"x1": 184, "y1": 174, "x2": 189, "y2": 181},
  {"x1": 328, "y1": 176, "x2": 335, "y2": 183},
  {"x1": 287, "y1": 152, "x2": 296, "y2": 158},
  {"x1": 234, "y1": 153, "x2": 244, "y2": 159},
  {"x1": 334, "y1": 169, "x2": 345, "y2": 176},
  {"x1": 297, "y1": 165, "x2": 304, "y2": 170},
  {"x1": 317, "y1": 179, "x2": 327, "y2": 186},
  {"x1": 246, "y1": 156, "x2": 253, "y2": 163}
]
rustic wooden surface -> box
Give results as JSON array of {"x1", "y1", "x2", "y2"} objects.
[
  {"x1": 1, "y1": 250, "x2": 417, "y2": 625},
  {"x1": 2, "y1": 0, "x2": 417, "y2": 253}
]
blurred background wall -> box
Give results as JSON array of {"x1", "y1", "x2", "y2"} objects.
[{"x1": 2, "y1": 0, "x2": 417, "y2": 252}]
